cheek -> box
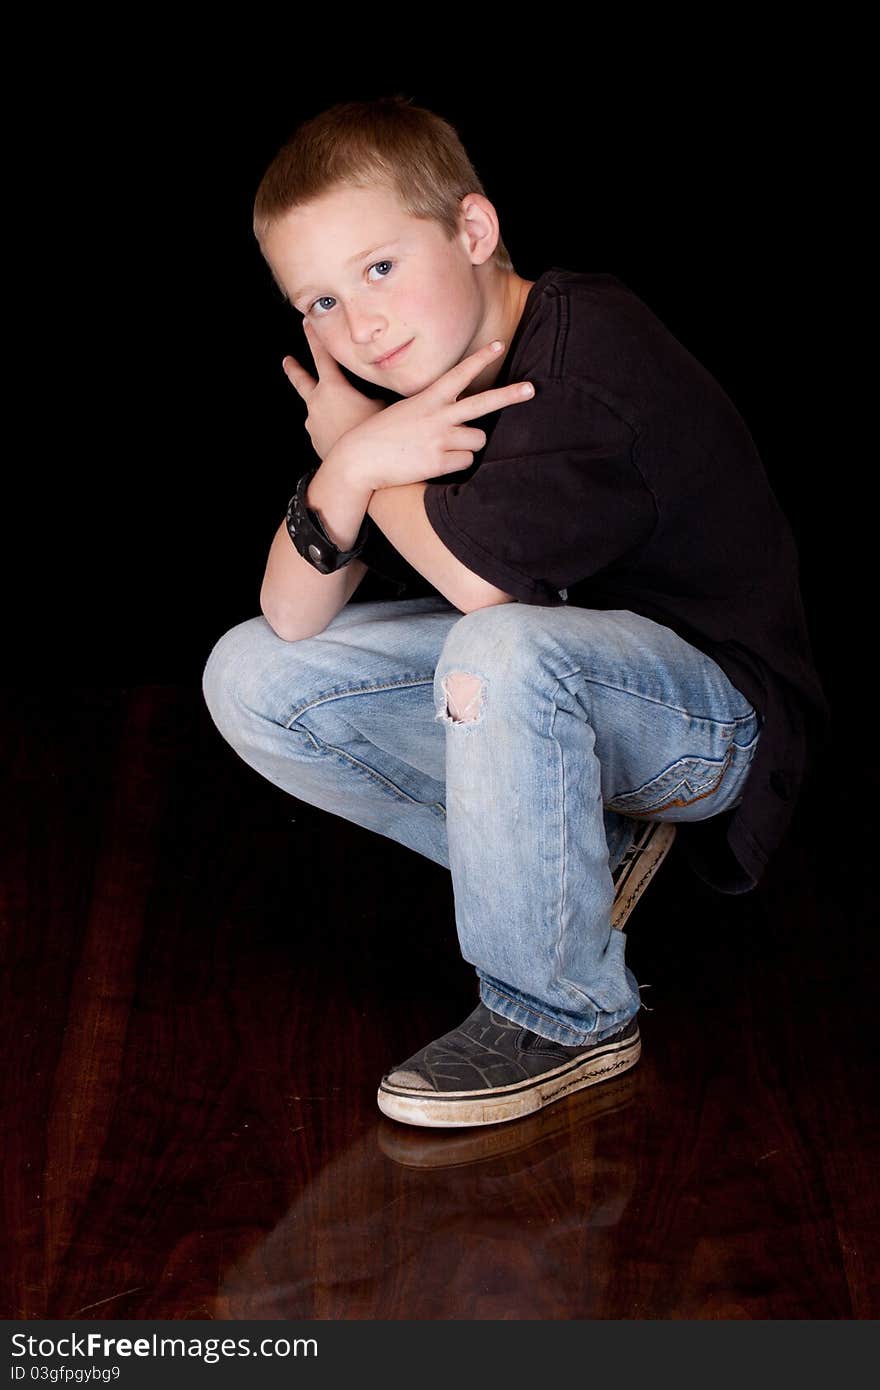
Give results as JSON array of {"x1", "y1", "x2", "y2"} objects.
[
  {"x1": 405, "y1": 284, "x2": 466, "y2": 335},
  {"x1": 407, "y1": 289, "x2": 477, "y2": 370}
]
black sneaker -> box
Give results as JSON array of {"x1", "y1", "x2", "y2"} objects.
[
  {"x1": 376, "y1": 1005, "x2": 640, "y2": 1129},
  {"x1": 377, "y1": 819, "x2": 674, "y2": 1129}
]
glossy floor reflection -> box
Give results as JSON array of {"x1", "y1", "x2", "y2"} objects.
[
  {"x1": 3, "y1": 686, "x2": 877, "y2": 1319},
  {"x1": 219, "y1": 1074, "x2": 640, "y2": 1320}
]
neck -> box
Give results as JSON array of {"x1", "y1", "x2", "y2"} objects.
[{"x1": 462, "y1": 270, "x2": 536, "y2": 397}]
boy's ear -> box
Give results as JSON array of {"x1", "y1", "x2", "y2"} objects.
[{"x1": 457, "y1": 194, "x2": 499, "y2": 267}]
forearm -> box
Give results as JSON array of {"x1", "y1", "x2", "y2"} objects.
[
  {"x1": 259, "y1": 456, "x2": 374, "y2": 641},
  {"x1": 366, "y1": 482, "x2": 515, "y2": 613},
  {"x1": 260, "y1": 440, "x2": 515, "y2": 641}
]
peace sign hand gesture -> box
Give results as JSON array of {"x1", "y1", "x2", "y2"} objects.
[{"x1": 328, "y1": 339, "x2": 534, "y2": 492}]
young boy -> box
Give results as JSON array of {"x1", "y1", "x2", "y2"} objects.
[{"x1": 201, "y1": 95, "x2": 831, "y2": 1129}]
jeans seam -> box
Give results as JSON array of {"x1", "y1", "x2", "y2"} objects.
[
  {"x1": 557, "y1": 668, "x2": 756, "y2": 725},
  {"x1": 484, "y1": 981, "x2": 592, "y2": 1043},
  {"x1": 548, "y1": 675, "x2": 570, "y2": 1004},
  {"x1": 283, "y1": 675, "x2": 436, "y2": 728},
  {"x1": 291, "y1": 721, "x2": 446, "y2": 814}
]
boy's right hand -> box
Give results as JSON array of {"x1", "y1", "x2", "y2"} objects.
[
  {"x1": 328, "y1": 340, "x2": 535, "y2": 492},
  {"x1": 282, "y1": 319, "x2": 387, "y2": 461}
]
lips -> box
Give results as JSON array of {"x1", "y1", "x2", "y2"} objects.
[{"x1": 373, "y1": 338, "x2": 413, "y2": 367}]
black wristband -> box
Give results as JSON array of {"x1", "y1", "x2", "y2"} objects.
[{"x1": 285, "y1": 466, "x2": 373, "y2": 574}]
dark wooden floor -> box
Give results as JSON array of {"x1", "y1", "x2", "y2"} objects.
[{"x1": 3, "y1": 685, "x2": 877, "y2": 1320}]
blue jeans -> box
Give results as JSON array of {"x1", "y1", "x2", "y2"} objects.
[{"x1": 201, "y1": 595, "x2": 761, "y2": 1046}]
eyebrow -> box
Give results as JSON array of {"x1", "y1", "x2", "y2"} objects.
[{"x1": 289, "y1": 240, "x2": 401, "y2": 306}]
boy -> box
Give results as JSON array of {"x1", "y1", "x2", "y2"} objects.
[{"x1": 201, "y1": 95, "x2": 831, "y2": 1129}]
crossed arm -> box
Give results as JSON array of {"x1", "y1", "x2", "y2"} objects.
[
  {"x1": 265, "y1": 331, "x2": 527, "y2": 636},
  {"x1": 365, "y1": 480, "x2": 517, "y2": 614}
]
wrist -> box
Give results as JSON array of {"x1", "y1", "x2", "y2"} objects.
[
  {"x1": 324, "y1": 439, "x2": 376, "y2": 503},
  {"x1": 291, "y1": 460, "x2": 372, "y2": 560}
]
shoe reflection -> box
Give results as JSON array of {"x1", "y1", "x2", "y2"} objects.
[
  {"x1": 377, "y1": 1068, "x2": 638, "y2": 1174},
  {"x1": 216, "y1": 1071, "x2": 640, "y2": 1318}
]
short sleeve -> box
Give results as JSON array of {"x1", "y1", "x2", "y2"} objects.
[{"x1": 422, "y1": 377, "x2": 658, "y2": 604}]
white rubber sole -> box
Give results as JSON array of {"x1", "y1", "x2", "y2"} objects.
[
  {"x1": 611, "y1": 821, "x2": 676, "y2": 930},
  {"x1": 378, "y1": 1069, "x2": 639, "y2": 1167},
  {"x1": 376, "y1": 1028, "x2": 641, "y2": 1129}
]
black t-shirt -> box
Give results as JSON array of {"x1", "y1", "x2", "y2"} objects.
[{"x1": 357, "y1": 267, "x2": 832, "y2": 894}]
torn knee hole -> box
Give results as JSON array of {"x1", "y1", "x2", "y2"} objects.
[{"x1": 442, "y1": 672, "x2": 485, "y2": 723}]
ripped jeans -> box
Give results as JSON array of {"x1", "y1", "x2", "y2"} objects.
[{"x1": 201, "y1": 595, "x2": 761, "y2": 1045}]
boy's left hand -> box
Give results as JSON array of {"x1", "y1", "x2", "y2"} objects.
[{"x1": 282, "y1": 319, "x2": 386, "y2": 460}]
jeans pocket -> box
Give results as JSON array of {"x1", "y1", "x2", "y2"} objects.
[
  {"x1": 607, "y1": 752, "x2": 732, "y2": 818},
  {"x1": 725, "y1": 723, "x2": 762, "y2": 807}
]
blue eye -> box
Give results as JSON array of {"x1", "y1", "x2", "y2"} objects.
[{"x1": 307, "y1": 259, "x2": 394, "y2": 317}]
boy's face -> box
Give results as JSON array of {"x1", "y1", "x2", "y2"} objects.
[{"x1": 261, "y1": 184, "x2": 495, "y2": 396}]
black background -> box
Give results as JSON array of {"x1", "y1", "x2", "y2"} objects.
[
  {"x1": 5, "y1": 42, "x2": 872, "y2": 1338},
  {"x1": 16, "y1": 50, "x2": 861, "y2": 756}
]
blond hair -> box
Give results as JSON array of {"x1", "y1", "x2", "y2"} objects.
[{"x1": 253, "y1": 92, "x2": 515, "y2": 280}]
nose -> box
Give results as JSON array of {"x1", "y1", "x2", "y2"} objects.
[{"x1": 342, "y1": 299, "x2": 386, "y2": 344}]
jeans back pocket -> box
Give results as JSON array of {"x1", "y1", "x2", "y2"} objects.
[{"x1": 608, "y1": 752, "x2": 733, "y2": 819}]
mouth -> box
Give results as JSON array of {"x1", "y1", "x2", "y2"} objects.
[{"x1": 373, "y1": 338, "x2": 413, "y2": 368}]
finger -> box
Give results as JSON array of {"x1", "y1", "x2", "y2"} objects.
[
  {"x1": 448, "y1": 378, "x2": 535, "y2": 424},
  {"x1": 440, "y1": 450, "x2": 479, "y2": 473},
  {"x1": 282, "y1": 354, "x2": 317, "y2": 397},
  {"x1": 433, "y1": 338, "x2": 512, "y2": 401},
  {"x1": 449, "y1": 426, "x2": 488, "y2": 452},
  {"x1": 301, "y1": 318, "x2": 347, "y2": 380}
]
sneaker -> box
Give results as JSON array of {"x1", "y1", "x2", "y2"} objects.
[
  {"x1": 376, "y1": 819, "x2": 675, "y2": 1130},
  {"x1": 611, "y1": 819, "x2": 676, "y2": 929},
  {"x1": 378, "y1": 1066, "x2": 638, "y2": 1167},
  {"x1": 376, "y1": 1005, "x2": 641, "y2": 1129}
]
